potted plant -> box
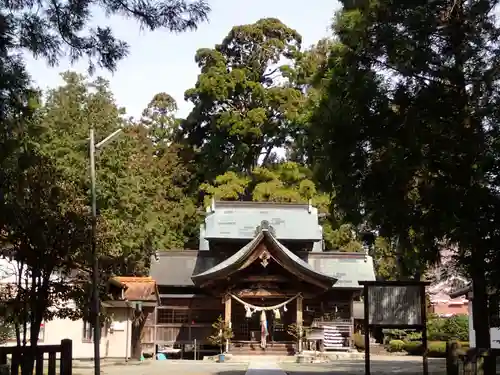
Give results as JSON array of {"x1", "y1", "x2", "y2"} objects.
[{"x1": 208, "y1": 315, "x2": 233, "y2": 362}]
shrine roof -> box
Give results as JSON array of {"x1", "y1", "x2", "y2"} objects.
[
  {"x1": 191, "y1": 227, "x2": 337, "y2": 288},
  {"x1": 150, "y1": 248, "x2": 375, "y2": 290},
  {"x1": 202, "y1": 200, "x2": 323, "y2": 241}
]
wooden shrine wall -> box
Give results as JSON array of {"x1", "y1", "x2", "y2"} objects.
[{"x1": 144, "y1": 297, "x2": 223, "y2": 346}]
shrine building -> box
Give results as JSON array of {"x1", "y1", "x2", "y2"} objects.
[{"x1": 147, "y1": 200, "x2": 376, "y2": 355}]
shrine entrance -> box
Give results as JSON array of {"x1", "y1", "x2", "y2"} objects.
[{"x1": 231, "y1": 297, "x2": 297, "y2": 343}]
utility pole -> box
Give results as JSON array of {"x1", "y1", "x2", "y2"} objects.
[
  {"x1": 89, "y1": 128, "x2": 100, "y2": 375},
  {"x1": 89, "y1": 128, "x2": 122, "y2": 375}
]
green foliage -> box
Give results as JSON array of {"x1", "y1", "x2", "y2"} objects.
[
  {"x1": 403, "y1": 341, "x2": 424, "y2": 356},
  {"x1": 384, "y1": 315, "x2": 468, "y2": 346},
  {"x1": 208, "y1": 315, "x2": 234, "y2": 353},
  {"x1": 42, "y1": 72, "x2": 198, "y2": 277},
  {"x1": 387, "y1": 339, "x2": 405, "y2": 352},
  {"x1": 383, "y1": 329, "x2": 421, "y2": 343},
  {"x1": 180, "y1": 18, "x2": 306, "y2": 180},
  {"x1": 311, "y1": 0, "x2": 500, "y2": 279},
  {"x1": 311, "y1": 2, "x2": 500, "y2": 359},
  {"x1": 426, "y1": 315, "x2": 469, "y2": 342},
  {"x1": 404, "y1": 341, "x2": 469, "y2": 357},
  {"x1": 442, "y1": 315, "x2": 469, "y2": 341},
  {"x1": 0, "y1": 71, "x2": 200, "y2": 357},
  {"x1": 200, "y1": 162, "x2": 363, "y2": 252},
  {"x1": 140, "y1": 92, "x2": 181, "y2": 145},
  {"x1": 2, "y1": 0, "x2": 210, "y2": 73},
  {"x1": 0, "y1": 144, "x2": 92, "y2": 342}
]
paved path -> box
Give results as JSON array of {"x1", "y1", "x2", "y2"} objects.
[{"x1": 245, "y1": 359, "x2": 287, "y2": 375}]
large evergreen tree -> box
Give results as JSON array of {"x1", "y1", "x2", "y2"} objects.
[
  {"x1": 1, "y1": 0, "x2": 210, "y2": 72},
  {"x1": 42, "y1": 72, "x2": 197, "y2": 275},
  {"x1": 311, "y1": 0, "x2": 500, "y2": 368},
  {"x1": 179, "y1": 18, "x2": 306, "y2": 180}
]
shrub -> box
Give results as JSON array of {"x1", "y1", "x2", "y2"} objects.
[
  {"x1": 404, "y1": 341, "x2": 423, "y2": 355},
  {"x1": 387, "y1": 339, "x2": 405, "y2": 352},
  {"x1": 426, "y1": 314, "x2": 469, "y2": 342},
  {"x1": 383, "y1": 329, "x2": 407, "y2": 342},
  {"x1": 403, "y1": 341, "x2": 470, "y2": 357},
  {"x1": 208, "y1": 315, "x2": 233, "y2": 354},
  {"x1": 353, "y1": 333, "x2": 365, "y2": 350},
  {"x1": 442, "y1": 315, "x2": 469, "y2": 341},
  {"x1": 428, "y1": 341, "x2": 447, "y2": 357},
  {"x1": 383, "y1": 329, "x2": 422, "y2": 344},
  {"x1": 427, "y1": 315, "x2": 446, "y2": 338},
  {"x1": 406, "y1": 331, "x2": 423, "y2": 341}
]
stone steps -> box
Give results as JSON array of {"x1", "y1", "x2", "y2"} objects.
[{"x1": 231, "y1": 342, "x2": 296, "y2": 356}]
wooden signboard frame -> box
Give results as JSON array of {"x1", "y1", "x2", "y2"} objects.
[{"x1": 359, "y1": 281, "x2": 431, "y2": 375}]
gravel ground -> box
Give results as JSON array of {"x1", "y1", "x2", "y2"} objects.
[
  {"x1": 75, "y1": 360, "x2": 249, "y2": 375},
  {"x1": 280, "y1": 358, "x2": 447, "y2": 375}
]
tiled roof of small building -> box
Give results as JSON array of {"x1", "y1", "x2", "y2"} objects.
[{"x1": 111, "y1": 276, "x2": 159, "y2": 302}]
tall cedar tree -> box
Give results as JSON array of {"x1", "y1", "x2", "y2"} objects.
[
  {"x1": 311, "y1": 0, "x2": 500, "y2": 369},
  {"x1": 179, "y1": 18, "x2": 305, "y2": 181}
]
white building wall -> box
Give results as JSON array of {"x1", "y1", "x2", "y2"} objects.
[
  {"x1": 2, "y1": 309, "x2": 132, "y2": 359},
  {"x1": 467, "y1": 299, "x2": 500, "y2": 348},
  {"x1": 1, "y1": 258, "x2": 133, "y2": 359}
]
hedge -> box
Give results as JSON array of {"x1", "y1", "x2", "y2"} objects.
[
  {"x1": 388, "y1": 339, "x2": 405, "y2": 352},
  {"x1": 403, "y1": 340, "x2": 470, "y2": 357},
  {"x1": 383, "y1": 314, "x2": 469, "y2": 344}
]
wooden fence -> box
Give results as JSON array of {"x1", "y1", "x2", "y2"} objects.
[{"x1": 0, "y1": 339, "x2": 72, "y2": 375}]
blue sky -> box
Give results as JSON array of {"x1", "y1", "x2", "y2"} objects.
[{"x1": 25, "y1": 0, "x2": 340, "y2": 119}]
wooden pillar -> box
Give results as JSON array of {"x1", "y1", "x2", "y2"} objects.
[
  {"x1": 224, "y1": 294, "x2": 231, "y2": 353},
  {"x1": 420, "y1": 285, "x2": 429, "y2": 375},
  {"x1": 297, "y1": 295, "x2": 303, "y2": 353},
  {"x1": 363, "y1": 286, "x2": 371, "y2": 375},
  {"x1": 153, "y1": 307, "x2": 158, "y2": 356}
]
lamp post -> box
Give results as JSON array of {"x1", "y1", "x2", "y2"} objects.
[{"x1": 89, "y1": 128, "x2": 122, "y2": 375}]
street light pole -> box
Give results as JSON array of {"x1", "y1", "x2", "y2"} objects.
[
  {"x1": 89, "y1": 127, "x2": 123, "y2": 375},
  {"x1": 89, "y1": 128, "x2": 100, "y2": 375}
]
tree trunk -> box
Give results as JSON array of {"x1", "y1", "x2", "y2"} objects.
[
  {"x1": 131, "y1": 324, "x2": 142, "y2": 360},
  {"x1": 20, "y1": 320, "x2": 42, "y2": 375},
  {"x1": 471, "y1": 263, "x2": 494, "y2": 374},
  {"x1": 130, "y1": 311, "x2": 148, "y2": 360}
]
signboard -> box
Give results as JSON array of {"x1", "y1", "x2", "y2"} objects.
[{"x1": 368, "y1": 285, "x2": 422, "y2": 326}]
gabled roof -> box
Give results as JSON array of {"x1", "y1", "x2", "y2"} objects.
[
  {"x1": 191, "y1": 227, "x2": 337, "y2": 289},
  {"x1": 449, "y1": 283, "x2": 472, "y2": 299},
  {"x1": 109, "y1": 276, "x2": 159, "y2": 302}
]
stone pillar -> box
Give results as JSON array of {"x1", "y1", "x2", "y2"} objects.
[
  {"x1": 296, "y1": 295, "x2": 303, "y2": 353},
  {"x1": 224, "y1": 294, "x2": 231, "y2": 353}
]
